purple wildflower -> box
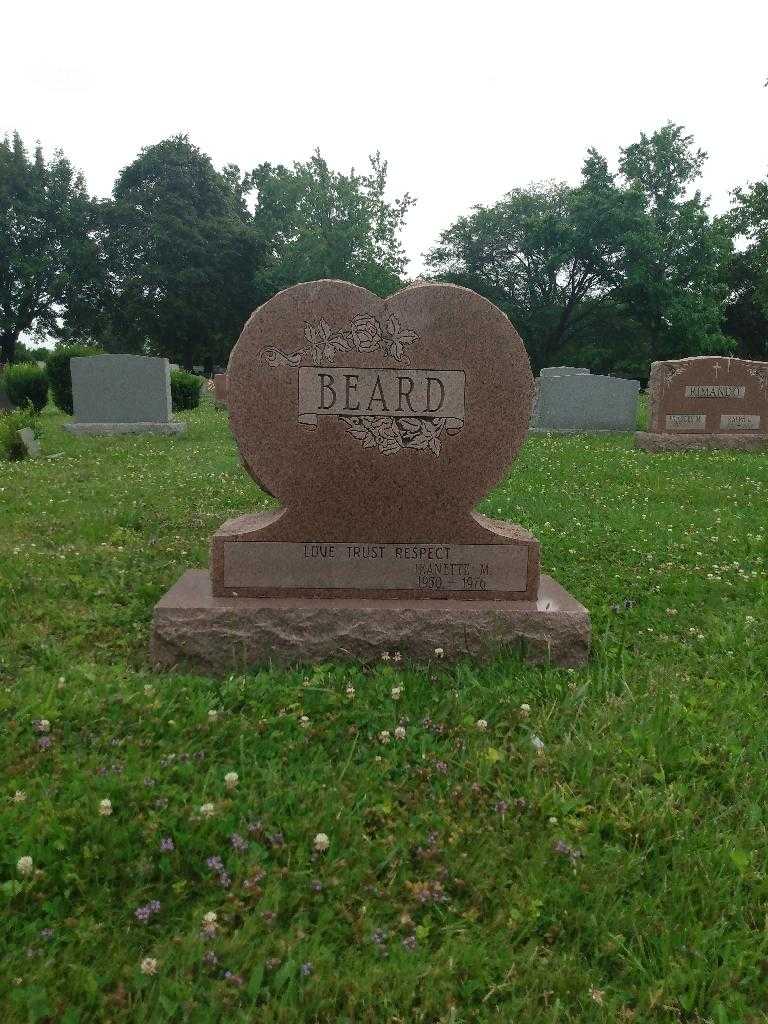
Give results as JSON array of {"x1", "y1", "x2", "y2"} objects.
[
  {"x1": 268, "y1": 832, "x2": 285, "y2": 848},
  {"x1": 218, "y1": 871, "x2": 231, "y2": 888},
  {"x1": 206, "y1": 855, "x2": 224, "y2": 872},
  {"x1": 160, "y1": 837, "x2": 175, "y2": 852},
  {"x1": 247, "y1": 820, "x2": 264, "y2": 835},
  {"x1": 203, "y1": 950, "x2": 218, "y2": 966},
  {"x1": 401, "y1": 935, "x2": 417, "y2": 951},
  {"x1": 310, "y1": 879, "x2": 323, "y2": 893},
  {"x1": 371, "y1": 929, "x2": 387, "y2": 945},
  {"x1": 148, "y1": 900, "x2": 161, "y2": 914},
  {"x1": 134, "y1": 906, "x2": 151, "y2": 923},
  {"x1": 495, "y1": 800, "x2": 509, "y2": 815},
  {"x1": 37, "y1": 736, "x2": 52, "y2": 751},
  {"x1": 229, "y1": 833, "x2": 248, "y2": 852},
  {"x1": 300, "y1": 962, "x2": 313, "y2": 977},
  {"x1": 435, "y1": 760, "x2": 448, "y2": 774}
]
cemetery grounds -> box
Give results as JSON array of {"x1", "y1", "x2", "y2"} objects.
[{"x1": 1, "y1": 399, "x2": 767, "y2": 1024}]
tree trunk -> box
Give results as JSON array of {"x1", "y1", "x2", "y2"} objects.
[{"x1": 1, "y1": 330, "x2": 19, "y2": 366}]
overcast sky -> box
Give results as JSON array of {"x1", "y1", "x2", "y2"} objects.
[{"x1": 3, "y1": 0, "x2": 767, "y2": 276}]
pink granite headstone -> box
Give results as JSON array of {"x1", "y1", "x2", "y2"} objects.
[
  {"x1": 151, "y1": 280, "x2": 590, "y2": 669},
  {"x1": 637, "y1": 356, "x2": 768, "y2": 452}
]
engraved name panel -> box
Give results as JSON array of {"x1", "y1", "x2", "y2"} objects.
[
  {"x1": 684, "y1": 385, "x2": 746, "y2": 399},
  {"x1": 223, "y1": 542, "x2": 528, "y2": 593},
  {"x1": 666, "y1": 414, "x2": 706, "y2": 431},
  {"x1": 298, "y1": 367, "x2": 465, "y2": 426},
  {"x1": 720, "y1": 414, "x2": 761, "y2": 430}
]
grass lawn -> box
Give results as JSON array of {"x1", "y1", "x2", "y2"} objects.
[{"x1": 1, "y1": 400, "x2": 767, "y2": 1023}]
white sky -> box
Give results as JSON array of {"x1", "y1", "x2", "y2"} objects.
[{"x1": 2, "y1": 0, "x2": 767, "y2": 278}]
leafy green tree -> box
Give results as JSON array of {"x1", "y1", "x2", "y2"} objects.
[
  {"x1": 249, "y1": 150, "x2": 414, "y2": 299},
  {"x1": 99, "y1": 136, "x2": 261, "y2": 370},
  {"x1": 617, "y1": 123, "x2": 732, "y2": 360},
  {"x1": 427, "y1": 124, "x2": 732, "y2": 374},
  {"x1": 0, "y1": 133, "x2": 95, "y2": 364},
  {"x1": 725, "y1": 172, "x2": 768, "y2": 359},
  {"x1": 425, "y1": 154, "x2": 640, "y2": 369}
]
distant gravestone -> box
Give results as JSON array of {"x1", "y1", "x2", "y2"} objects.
[
  {"x1": 17, "y1": 428, "x2": 40, "y2": 459},
  {"x1": 151, "y1": 280, "x2": 590, "y2": 671},
  {"x1": 213, "y1": 373, "x2": 228, "y2": 409},
  {"x1": 636, "y1": 356, "x2": 768, "y2": 452},
  {"x1": 540, "y1": 366, "x2": 590, "y2": 377},
  {"x1": 63, "y1": 355, "x2": 186, "y2": 436},
  {"x1": 531, "y1": 369, "x2": 639, "y2": 433}
]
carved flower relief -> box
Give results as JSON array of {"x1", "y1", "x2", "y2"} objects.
[{"x1": 258, "y1": 311, "x2": 459, "y2": 457}]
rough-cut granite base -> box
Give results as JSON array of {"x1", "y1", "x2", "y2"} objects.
[
  {"x1": 65, "y1": 421, "x2": 186, "y2": 436},
  {"x1": 635, "y1": 430, "x2": 768, "y2": 453},
  {"x1": 150, "y1": 570, "x2": 590, "y2": 671}
]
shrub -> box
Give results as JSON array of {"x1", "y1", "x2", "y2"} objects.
[
  {"x1": 47, "y1": 345, "x2": 101, "y2": 414},
  {"x1": 2, "y1": 363, "x2": 49, "y2": 413},
  {"x1": 0, "y1": 406, "x2": 38, "y2": 461},
  {"x1": 170, "y1": 369, "x2": 202, "y2": 411}
]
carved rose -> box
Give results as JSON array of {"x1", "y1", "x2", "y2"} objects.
[{"x1": 350, "y1": 314, "x2": 382, "y2": 352}]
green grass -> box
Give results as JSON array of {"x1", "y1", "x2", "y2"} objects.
[{"x1": 1, "y1": 403, "x2": 767, "y2": 1023}]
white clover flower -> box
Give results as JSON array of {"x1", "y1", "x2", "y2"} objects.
[
  {"x1": 380, "y1": 651, "x2": 391, "y2": 662},
  {"x1": 17, "y1": 856, "x2": 34, "y2": 877},
  {"x1": 531, "y1": 735, "x2": 545, "y2": 752},
  {"x1": 299, "y1": 715, "x2": 310, "y2": 729},
  {"x1": 140, "y1": 957, "x2": 158, "y2": 975},
  {"x1": 390, "y1": 685, "x2": 403, "y2": 701},
  {"x1": 99, "y1": 798, "x2": 113, "y2": 816},
  {"x1": 13, "y1": 790, "x2": 27, "y2": 804},
  {"x1": 345, "y1": 685, "x2": 355, "y2": 699},
  {"x1": 143, "y1": 685, "x2": 154, "y2": 696},
  {"x1": 37, "y1": 719, "x2": 51, "y2": 734},
  {"x1": 378, "y1": 730, "x2": 391, "y2": 744},
  {"x1": 202, "y1": 911, "x2": 218, "y2": 925},
  {"x1": 394, "y1": 726, "x2": 406, "y2": 740},
  {"x1": 313, "y1": 832, "x2": 330, "y2": 852},
  {"x1": 519, "y1": 703, "x2": 531, "y2": 718},
  {"x1": 199, "y1": 802, "x2": 216, "y2": 818},
  {"x1": 207, "y1": 709, "x2": 219, "y2": 721},
  {"x1": 475, "y1": 719, "x2": 488, "y2": 732},
  {"x1": 548, "y1": 816, "x2": 558, "y2": 826},
  {"x1": 391, "y1": 652, "x2": 402, "y2": 663},
  {"x1": 224, "y1": 771, "x2": 238, "y2": 790},
  {"x1": 433, "y1": 647, "x2": 444, "y2": 658}
]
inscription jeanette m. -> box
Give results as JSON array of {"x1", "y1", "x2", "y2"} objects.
[
  {"x1": 223, "y1": 541, "x2": 528, "y2": 593},
  {"x1": 298, "y1": 367, "x2": 465, "y2": 425}
]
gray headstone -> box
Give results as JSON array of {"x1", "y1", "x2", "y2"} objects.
[
  {"x1": 68, "y1": 355, "x2": 179, "y2": 428},
  {"x1": 539, "y1": 366, "x2": 590, "y2": 378},
  {"x1": 0, "y1": 380, "x2": 14, "y2": 412},
  {"x1": 17, "y1": 428, "x2": 40, "y2": 458},
  {"x1": 532, "y1": 371, "x2": 640, "y2": 432}
]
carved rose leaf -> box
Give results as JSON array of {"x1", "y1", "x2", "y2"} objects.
[{"x1": 261, "y1": 347, "x2": 303, "y2": 367}]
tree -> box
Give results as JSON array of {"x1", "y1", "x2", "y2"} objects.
[
  {"x1": 0, "y1": 133, "x2": 95, "y2": 364},
  {"x1": 725, "y1": 172, "x2": 768, "y2": 360},
  {"x1": 426, "y1": 123, "x2": 733, "y2": 375},
  {"x1": 424, "y1": 154, "x2": 640, "y2": 370},
  {"x1": 249, "y1": 150, "x2": 414, "y2": 299},
  {"x1": 616, "y1": 123, "x2": 732, "y2": 361},
  {"x1": 99, "y1": 136, "x2": 261, "y2": 370}
]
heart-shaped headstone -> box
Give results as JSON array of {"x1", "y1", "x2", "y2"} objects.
[{"x1": 212, "y1": 279, "x2": 539, "y2": 600}]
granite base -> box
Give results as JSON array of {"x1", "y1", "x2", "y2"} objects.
[
  {"x1": 150, "y1": 570, "x2": 590, "y2": 671},
  {"x1": 635, "y1": 430, "x2": 768, "y2": 453},
  {"x1": 65, "y1": 421, "x2": 186, "y2": 436}
]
